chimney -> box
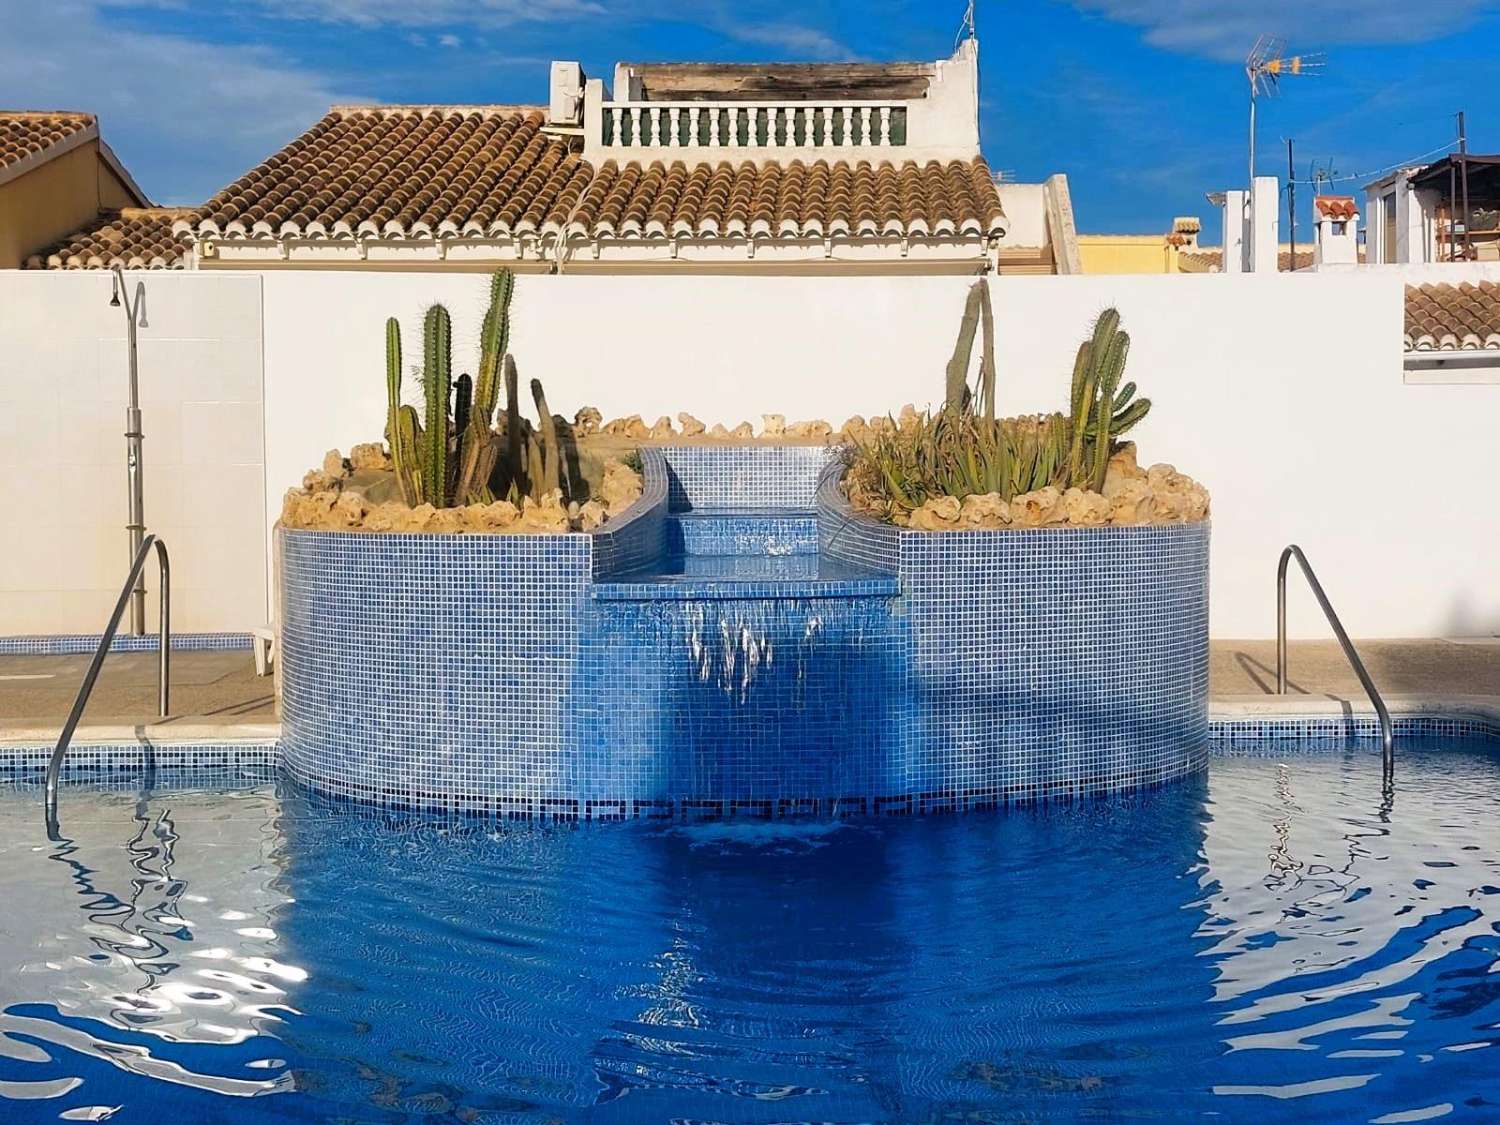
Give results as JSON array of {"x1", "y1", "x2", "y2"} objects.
[
  {"x1": 1217, "y1": 190, "x2": 1249, "y2": 274},
  {"x1": 1171, "y1": 216, "x2": 1201, "y2": 251},
  {"x1": 1313, "y1": 195, "x2": 1360, "y2": 267},
  {"x1": 1249, "y1": 175, "x2": 1280, "y2": 273}
]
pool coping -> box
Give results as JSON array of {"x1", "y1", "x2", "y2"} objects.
[{"x1": 3, "y1": 695, "x2": 1495, "y2": 755}]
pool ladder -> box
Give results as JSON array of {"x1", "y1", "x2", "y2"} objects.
[
  {"x1": 44, "y1": 534, "x2": 170, "y2": 841},
  {"x1": 1277, "y1": 544, "x2": 1394, "y2": 773}
]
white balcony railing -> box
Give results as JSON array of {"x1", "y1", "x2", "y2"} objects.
[{"x1": 598, "y1": 102, "x2": 909, "y2": 150}]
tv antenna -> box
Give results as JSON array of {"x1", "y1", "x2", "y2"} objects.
[
  {"x1": 955, "y1": 0, "x2": 977, "y2": 46},
  {"x1": 1309, "y1": 158, "x2": 1340, "y2": 192},
  {"x1": 1246, "y1": 36, "x2": 1323, "y2": 184}
]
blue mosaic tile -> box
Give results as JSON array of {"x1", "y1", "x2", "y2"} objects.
[
  {"x1": 278, "y1": 448, "x2": 1212, "y2": 818},
  {"x1": 589, "y1": 448, "x2": 669, "y2": 580},
  {"x1": 0, "y1": 740, "x2": 277, "y2": 780},
  {"x1": 0, "y1": 632, "x2": 254, "y2": 655},
  {"x1": 658, "y1": 445, "x2": 839, "y2": 511},
  {"x1": 1210, "y1": 713, "x2": 1500, "y2": 750}
]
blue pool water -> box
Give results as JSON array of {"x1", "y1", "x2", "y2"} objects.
[{"x1": 3, "y1": 744, "x2": 1500, "y2": 1122}]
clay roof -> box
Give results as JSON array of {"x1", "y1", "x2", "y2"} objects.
[
  {"x1": 180, "y1": 105, "x2": 1004, "y2": 244},
  {"x1": 571, "y1": 156, "x2": 1004, "y2": 239},
  {"x1": 1405, "y1": 280, "x2": 1500, "y2": 351},
  {"x1": 26, "y1": 208, "x2": 193, "y2": 270},
  {"x1": 1178, "y1": 247, "x2": 1320, "y2": 273},
  {"x1": 0, "y1": 111, "x2": 95, "y2": 173},
  {"x1": 1314, "y1": 195, "x2": 1358, "y2": 220}
]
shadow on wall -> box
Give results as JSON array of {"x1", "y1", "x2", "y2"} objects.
[{"x1": 1440, "y1": 591, "x2": 1500, "y2": 640}]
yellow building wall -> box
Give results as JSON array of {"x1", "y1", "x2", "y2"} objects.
[
  {"x1": 0, "y1": 141, "x2": 134, "y2": 268},
  {"x1": 1078, "y1": 235, "x2": 1179, "y2": 275}
]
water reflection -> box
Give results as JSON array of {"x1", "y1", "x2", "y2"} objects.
[{"x1": 1, "y1": 745, "x2": 1498, "y2": 1123}]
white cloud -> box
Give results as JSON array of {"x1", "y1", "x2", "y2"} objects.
[
  {"x1": 1070, "y1": 0, "x2": 1499, "y2": 59},
  {"x1": 0, "y1": 1, "x2": 363, "y2": 204},
  {"x1": 721, "y1": 22, "x2": 848, "y2": 59},
  {"x1": 246, "y1": 0, "x2": 604, "y2": 27}
]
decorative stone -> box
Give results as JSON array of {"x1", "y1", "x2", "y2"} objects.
[
  {"x1": 331, "y1": 491, "x2": 368, "y2": 529},
  {"x1": 322, "y1": 449, "x2": 348, "y2": 478},
  {"x1": 908, "y1": 494, "x2": 962, "y2": 530},
  {"x1": 788, "y1": 419, "x2": 833, "y2": 439},
  {"x1": 427, "y1": 506, "x2": 467, "y2": 534},
  {"x1": 1107, "y1": 479, "x2": 1156, "y2": 526},
  {"x1": 841, "y1": 415, "x2": 870, "y2": 441},
  {"x1": 600, "y1": 459, "x2": 643, "y2": 514},
  {"x1": 348, "y1": 442, "x2": 390, "y2": 472},
  {"x1": 1061, "y1": 487, "x2": 1110, "y2": 526},
  {"x1": 364, "y1": 501, "x2": 408, "y2": 532},
  {"x1": 518, "y1": 490, "x2": 569, "y2": 533},
  {"x1": 1011, "y1": 486, "x2": 1063, "y2": 527},
  {"x1": 573, "y1": 406, "x2": 602, "y2": 436},
  {"x1": 648, "y1": 416, "x2": 676, "y2": 439},
  {"x1": 577, "y1": 499, "x2": 608, "y2": 531},
  {"x1": 1102, "y1": 442, "x2": 1148, "y2": 499},
  {"x1": 302, "y1": 468, "x2": 339, "y2": 493},
  {"x1": 897, "y1": 403, "x2": 920, "y2": 431},
  {"x1": 730, "y1": 422, "x2": 754, "y2": 439},
  {"x1": 603, "y1": 414, "x2": 645, "y2": 437},
  {"x1": 867, "y1": 415, "x2": 895, "y2": 435},
  {"x1": 761, "y1": 413, "x2": 786, "y2": 438},
  {"x1": 708, "y1": 423, "x2": 730, "y2": 438},
  {"x1": 676, "y1": 412, "x2": 706, "y2": 436},
  {"x1": 959, "y1": 492, "x2": 1010, "y2": 527}
]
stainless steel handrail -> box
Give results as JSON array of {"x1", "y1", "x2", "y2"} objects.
[
  {"x1": 44, "y1": 535, "x2": 170, "y2": 840},
  {"x1": 1277, "y1": 544, "x2": 1394, "y2": 769}
]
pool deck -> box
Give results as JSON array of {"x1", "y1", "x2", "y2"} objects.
[{"x1": 1, "y1": 638, "x2": 1496, "y2": 745}]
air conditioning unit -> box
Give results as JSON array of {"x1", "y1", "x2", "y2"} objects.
[{"x1": 549, "y1": 62, "x2": 585, "y2": 126}]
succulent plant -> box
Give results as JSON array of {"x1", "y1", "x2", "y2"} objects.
[
  {"x1": 384, "y1": 317, "x2": 422, "y2": 506},
  {"x1": 420, "y1": 303, "x2": 452, "y2": 505},
  {"x1": 375, "y1": 269, "x2": 574, "y2": 510},
  {"x1": 848, "y1": 304, "x2": 1152, "y2": 519}
]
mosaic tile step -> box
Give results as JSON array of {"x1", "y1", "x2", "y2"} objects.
[
  {"x1": 591, "y1": 554, "x2": 900, "y2": 600},
  {"x1": 666, "y1": 509, "x2": 818, "y2": 556}
]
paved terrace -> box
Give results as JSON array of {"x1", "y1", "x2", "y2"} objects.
[{"x1": 2, "y1": 639, "x2": 1495, "y2": 743}]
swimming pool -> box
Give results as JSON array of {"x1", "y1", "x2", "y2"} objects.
[{"x1": 3, "y1": 743, "x2": 1498, "y2": 1122}]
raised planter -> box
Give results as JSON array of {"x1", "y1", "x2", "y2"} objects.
[{"x1": 279, "y1": 447, "x2": 1209, "y2": 816}]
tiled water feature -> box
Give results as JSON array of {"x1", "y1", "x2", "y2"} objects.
[{"x1": 279, "y1": 446, "x2": 1209, "y2": 817}]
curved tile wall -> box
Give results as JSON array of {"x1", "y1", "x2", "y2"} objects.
[{"x1": 280, "y1": 447, "x2": 1208, "y2": 816}]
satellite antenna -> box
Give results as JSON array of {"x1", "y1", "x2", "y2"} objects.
[{"x1": 1246, "y1": 36, "x2": 1323, "y2": 184}]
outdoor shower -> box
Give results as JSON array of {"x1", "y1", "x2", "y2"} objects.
[{"x1": 109, "y1": 264, "x2": 149, "y2": 635}]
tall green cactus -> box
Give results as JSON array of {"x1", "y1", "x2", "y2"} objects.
[
  {"x1": 455, "y1": 269, "x2": 515, "y2": 500},
  {"x1": 531, "y1": 378, "x2": 560, "y2": 496},
  {"x1": 384, "y1": 317, "x2": 422, "y2": 505},
  {"x1": 421, "y1": 303, "x2": 452, "y2": 506}
]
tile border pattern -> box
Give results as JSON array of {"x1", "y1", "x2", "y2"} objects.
[{"x1": 0, "y1": 632, "x2": 254, "y2": 655}]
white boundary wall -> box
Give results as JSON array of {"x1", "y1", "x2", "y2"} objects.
[
  {"x1": 257, "y1": 268, "x2": 1499, "y2": 640},
  {"x1": 3, "y1": 266, "x2": 1496, "y2": 639},
  {"x1": 0, "y1": 271, "x2": 266, "y2": 633}
]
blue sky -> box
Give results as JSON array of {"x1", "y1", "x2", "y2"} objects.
[{"x1": 3, "y1": 0, "x2": 1497, "y2": 241}]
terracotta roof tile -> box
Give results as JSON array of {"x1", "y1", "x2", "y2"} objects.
[
  {"x1": 569, "y1": 156, "x2": 1004, "y2": 240},
  {"x1": 25, "y1": 208, "x2": 193, "y2": 270},
  {"x1": 0, "y1": 111, "x2": 94, "y2": 171},
  {"x1": 187, "y1": 106, "x2": 587, "y2": 240},
  {"x1": 183, "y1": 105, "x2": 1005, "y2": 245},
  {"x1": 1405, "y1": 280, "x2": 1500, "y2": 351},
  {"x1": 1177, "y1": 247, "x2": 1357, "y2": 272},
  {"x1": 1314, "y1": 195, "x2": 1359, "y2": 221}
]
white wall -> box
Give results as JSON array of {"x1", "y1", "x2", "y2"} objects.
[
  {"x1": 256, "y1": 267, "x2": 1500, "y2": 640},
  {"x1": 7, "y1": 264, "x2": 1496, "y2": 642},
  {"x1": 0, "y1": 271, "x2": 266, "y2": 633},
  {"x1": 990, "y1": 271, "x2": 1499, "y2": 640}
]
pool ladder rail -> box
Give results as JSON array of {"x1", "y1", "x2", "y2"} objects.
[
  {"x1": 44, "y1": 534, "x2": 170, "y2": 841},
  {"x1": 1277, "y1": 544, "x2": 1394, "y2": 772}
]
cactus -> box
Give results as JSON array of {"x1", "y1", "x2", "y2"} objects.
[
  {"x1": 531, "y1": 379, "x2": 560, "y2": 496},
  {"x1": 372, "y1": 271, "x2": 576, "y2": 511},
  {"x1": 421, "y1": 303, "x2": 452, "y2": 506},
  {"x1": 944, "y1": 280, "x2": 983, "y2": 417},
  {"x1": 455, "y1": 269, "x2": 515, "y2": 500},
  {"x1": 383, "y1": 317, "x2": 422, "y2": 506}
]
